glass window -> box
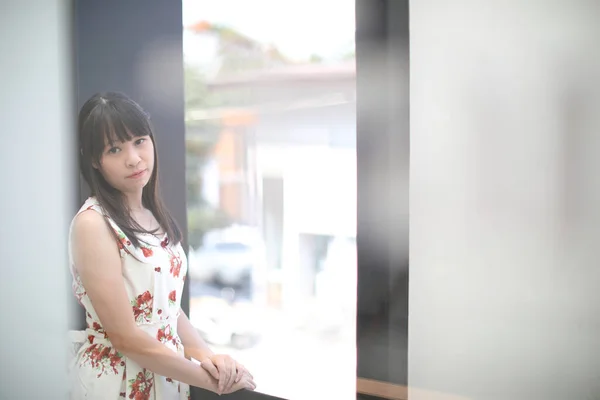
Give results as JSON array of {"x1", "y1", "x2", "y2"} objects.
[{"x1": 182, "y1": 1, "x2": 356, "y2": 398}]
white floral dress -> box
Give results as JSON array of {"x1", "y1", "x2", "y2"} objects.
[{"x1": 68, "y1": 197, "x2": 191, "y2": 399}]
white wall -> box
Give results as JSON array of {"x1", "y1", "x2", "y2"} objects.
[
  {"x1": 0, "y1": 1, "x2": 74, "y2": 398},
  {"x1": 410, "y1": 2, "x2": 600, "y2": 399},
  {"x1": 257, "y1": 144, "x2": 356, "y2": 237}
]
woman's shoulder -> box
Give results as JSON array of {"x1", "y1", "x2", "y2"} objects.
[
  {"x1": 70, "y1": 197, "x2": 129, "y2": 258},
  {"x1": 71, "y1": 198, "x2": 111, "y2": 237},
  {"x1": 70, "y1": 197, "x2": 119, "y2": 241},
  {"x1": 69, "y1": 199, "x2": 123, "y2": 270}
]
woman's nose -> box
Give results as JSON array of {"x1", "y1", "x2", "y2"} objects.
[{"x1": 125, "y1": 150, "x2": 141, "y2": 167}]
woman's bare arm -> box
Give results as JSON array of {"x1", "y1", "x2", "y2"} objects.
[
  {"x1": 71, "y1": 210, "x2": 219, "y2": 392},
  {"x1": 178, "y1": 309, "x2": 214, "y2": 361}
]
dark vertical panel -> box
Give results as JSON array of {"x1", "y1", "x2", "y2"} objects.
[
  {"x1": 75, "y1": 0, "x2": 189, "y2": 318},
  {"x1": 386, "y1": 0, "x2": 410, "y2": 386},
  {"x1": 356, "y1": 0, "x2": 409, "y2": 388},
  {"x1": 356, "y1": 0, "x2": 392, "y2": 383}
]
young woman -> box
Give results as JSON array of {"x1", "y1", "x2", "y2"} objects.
[{"x1": 68, "y1": 92, "x2": 256, "y2": 399}]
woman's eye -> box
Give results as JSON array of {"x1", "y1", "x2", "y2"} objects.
[
  {"x1": 108, "y1": 147, "x2": 120, "y2": 154},
  {"x1": 135, "y1": 138, "x2": 146, "y2": 146}
]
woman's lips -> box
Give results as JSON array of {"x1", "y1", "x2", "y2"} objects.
[{"x1": 127, "y1": 169, "x2": 147, "y2": 179}]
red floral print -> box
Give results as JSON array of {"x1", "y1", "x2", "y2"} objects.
[
  {"x1": 168, "y1": 290, "x2": 176, "y2": 306},
  {"x1": 156, "y1": 324, "x2": 179, "y2": 347},
  {"x1": 173, "y1": 334, "x2": 182, "y2": 349},
  {"x1": 128, "y1": 369, "x2": 153, "y2": 399},
  {"x1": 81, "y1": 344, "x2": 124, "y2": 378},
  {"x1": 162, "y1": 237, "x2": 185, "y2": 279},
  {"x1": 92, "y1": 321, "x2": 109, "y2": 339},
  {"x1": 169, "y1": 253, "x2": 182, "y2": 278},
  {"x1": 156, "y1": 324, "x2": 174, "y2": 344},
  {"x1": 154, "y1": 267, "x2": 161, "y2": 273},
  {"x1": 131, "y1": 291, "x2": 153, "y2": 323},
  {"x1": 113, "y1": 228, "x2": 131, "y2": 250},
  {"x1": 141, "y1": 246, "x2": 153, "y2": 257}
]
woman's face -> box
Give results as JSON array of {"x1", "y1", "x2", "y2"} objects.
[{"x1": 96, "y1": 135, "x2": 155, "y2": 194}]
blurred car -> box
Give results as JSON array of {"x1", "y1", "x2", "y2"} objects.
[{"x1": 188, "y1": 225, "x2": 266, "y2": 289}]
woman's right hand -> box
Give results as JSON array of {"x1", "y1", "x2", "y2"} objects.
[{"x1": 221, "y1": 369, "x2": 256, "y2": 394}]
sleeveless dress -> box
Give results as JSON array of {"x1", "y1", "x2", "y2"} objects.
[{"x1": 68, "y1": 197, "x2": 191, "y2": 400}]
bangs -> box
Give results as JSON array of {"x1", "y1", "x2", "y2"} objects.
[{"x1": 84, "y1": 99, "x2": 152, "y2": 160}]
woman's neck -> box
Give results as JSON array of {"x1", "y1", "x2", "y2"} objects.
[{"x1": 123, "y1": 191, "x2": 144, "y2": 212}]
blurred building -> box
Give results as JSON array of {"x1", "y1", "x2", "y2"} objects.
[{"x1": 186, "y1": 61, "x2": 356, "y2": 309}]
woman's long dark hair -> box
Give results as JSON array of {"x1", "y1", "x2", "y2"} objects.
[{"x1": 78, "y1": 91, "x2": 182, "y2": 248}]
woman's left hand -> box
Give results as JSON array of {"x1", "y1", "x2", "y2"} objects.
[{"x1": 200, "y1": 354, "x2": 252, "y2": 394}]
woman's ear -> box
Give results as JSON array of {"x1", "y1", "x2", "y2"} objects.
[{"x1": 83, "y1": 149, "x2": 100, "y2": 169}]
